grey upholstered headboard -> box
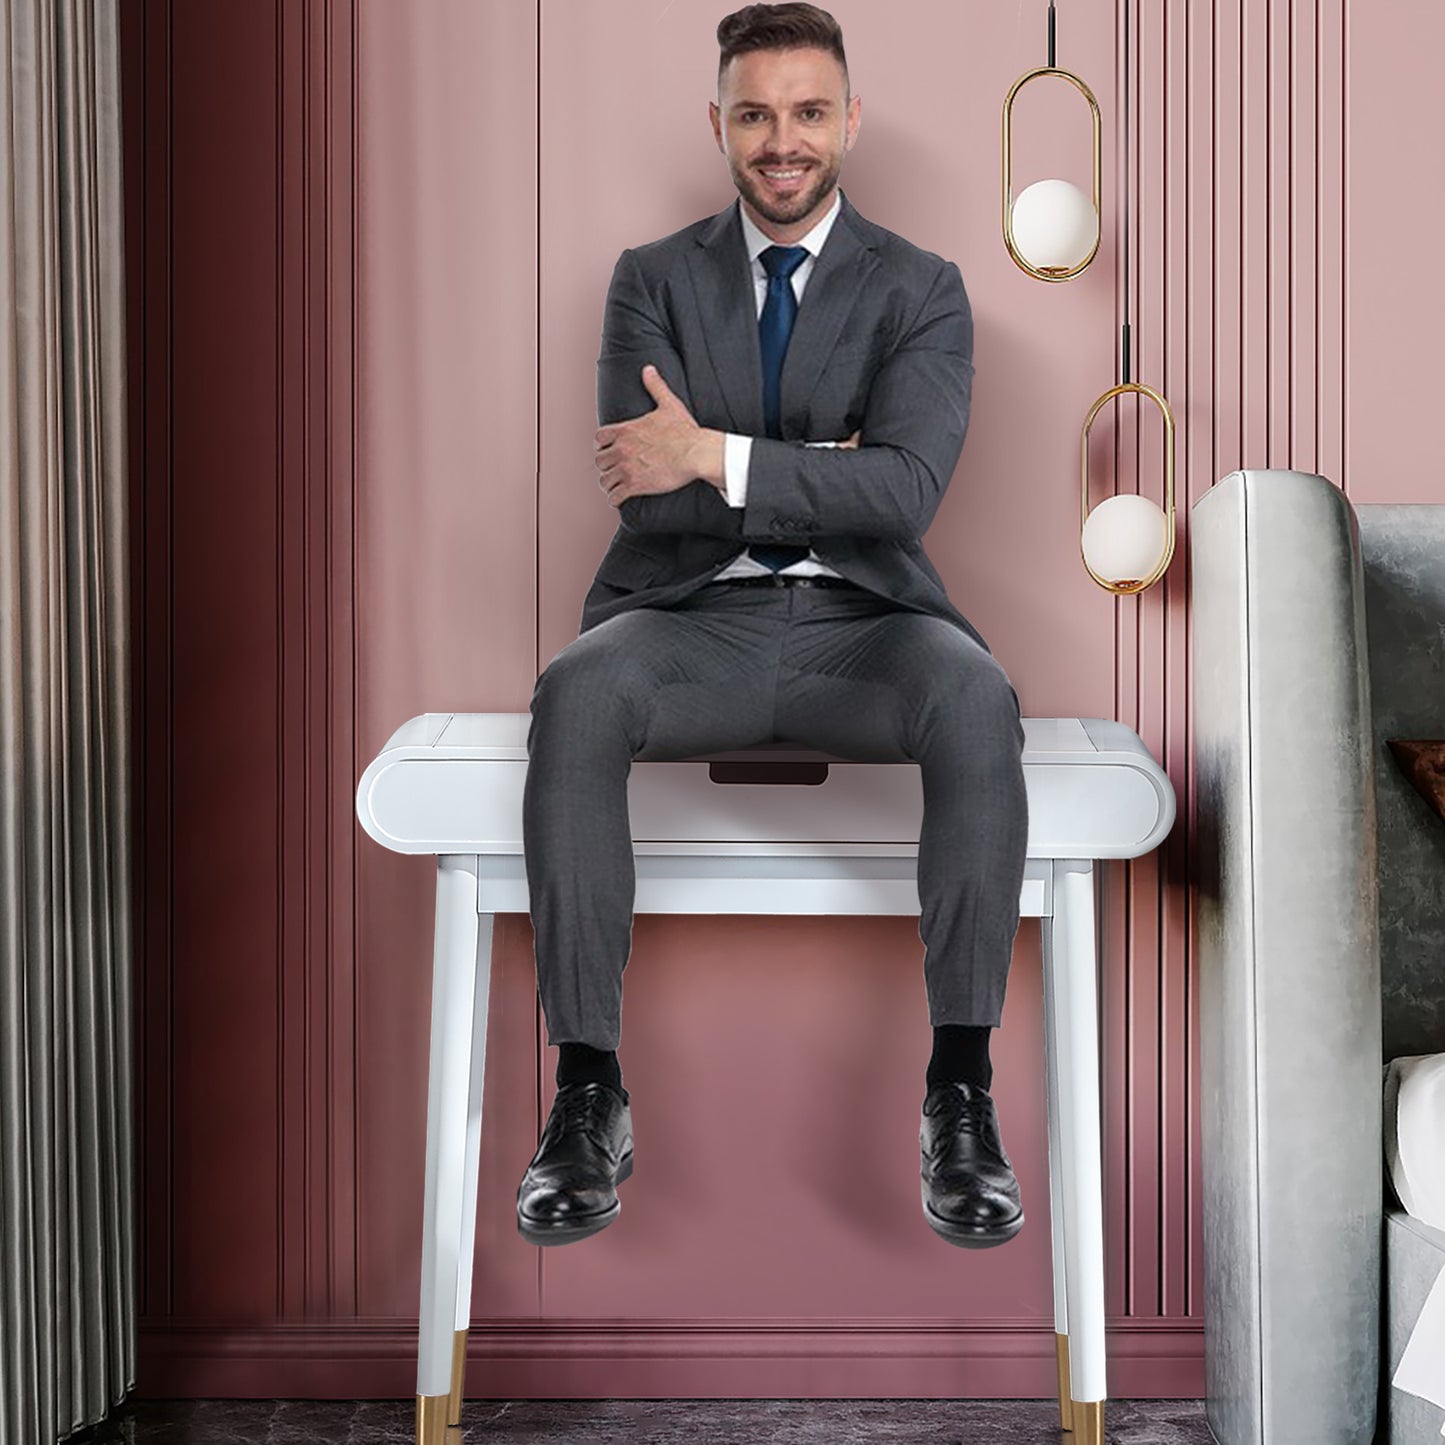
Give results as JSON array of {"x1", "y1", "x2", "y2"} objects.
[
  {"x1": 1191, "y1": 475, "x2": 1445, "y2": 1445},
  {"x1": 1356, "y1": 504, "x2": 1445, "y2": 1062},
  {"x1": 1191, "y1": 469, "x2": 1382, "y2": 1445}
]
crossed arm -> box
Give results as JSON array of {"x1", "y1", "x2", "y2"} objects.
[{"x1": 595, "y1": 245, "x2": 975, "y2": 543}]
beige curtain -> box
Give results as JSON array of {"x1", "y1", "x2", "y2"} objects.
[{"x1": 0, "y1": 1, "x2": 135, "y2": 1442}]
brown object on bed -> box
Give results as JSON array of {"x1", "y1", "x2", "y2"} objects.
[{"x1": 1387, "y1": 739, "x2": 1445, "y2": 825}]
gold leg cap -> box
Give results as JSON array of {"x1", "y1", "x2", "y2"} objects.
[
  {"x1": 417, "y1": 1393, "x2": 449, "y2": 1445},
  {"x1": 448, "y1": 1329, "x2": 468, "y2": 1426},
  {"x1": 1055, "y1": 1333, "x2": 1073, "y2": 1431},
  {"x1": 1068, "y1": 1398, "x2": 1105, "y2": 1445}
]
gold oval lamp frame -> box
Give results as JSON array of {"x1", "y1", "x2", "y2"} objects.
[
  {"x1": 1079, "y1": 382, "x2": 1177, "y2": 595},
  {"x1": 1001, "y1": 66, "x2": 1103, "y2": 282}
]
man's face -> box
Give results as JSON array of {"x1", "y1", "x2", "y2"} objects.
[{"x1": 710, "y1": 46, "x2": 860, "y2": 237}]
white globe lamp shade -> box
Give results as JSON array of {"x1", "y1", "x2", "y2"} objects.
[
  {"x1": 1011, "y1": 178, "x2": 1096, "y2": 272},
  {"x1": 1081, "y1": 493, "x2": 1170, "y2": 590}
]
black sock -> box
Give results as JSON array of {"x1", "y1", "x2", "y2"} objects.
[
  {"x1": 556, "y1": 1041, "x2": 625, "y2": 1099},
  {"x1": 926, "y1": 1024, "x2": 993, "y2": 1092}
]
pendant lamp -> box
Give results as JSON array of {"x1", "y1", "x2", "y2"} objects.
[
  {"x1": 1001, "y1": 1, "x2": 1101, "y2": 279},
  {"x1": 1003, "y1": 2, "x2": 1177, "y2": 594}
]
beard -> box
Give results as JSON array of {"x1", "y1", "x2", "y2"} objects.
[{"x1": 732, "y1": 152, "x2": 842, "y2": 226}]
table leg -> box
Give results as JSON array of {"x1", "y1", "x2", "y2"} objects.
[
  {"x1": 447, "y1": 912, "x2": 494, "y2": 1429},
  {"x1": 416, "y1": 856, "x2": 481, "y2": 1445},
  {"x1": 1040, "y1": 900, "x2": 1073, "y2": 1434},
  {"x1": 1046, "y1": 859, "x2": 1107, "y2": 1445}
]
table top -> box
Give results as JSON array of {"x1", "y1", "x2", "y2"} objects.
[
  {"x1": 372, "y1": 712, "x2": 1140, "y2": 761},
  {"x1": 356, "y1": 712, "x2": 1176, "y2": 861}
]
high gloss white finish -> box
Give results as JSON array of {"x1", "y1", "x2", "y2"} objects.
[
  {"x1": 1041, "y1": 896, "x2": 1070, "y2": 1341},
  {"x1": 1045, "y1": 858, "x2": 1109, "y2": 1407},
  {"x1": 456, "y1": 912, "x2": 493, "y2": 1333},
  {"x1": 357, "y1": 713, "x2": 1175, "y2": 859},
  {"x1": 417, "y1": 857, "x2": 482, "y2": 1400},
  {"x1": 459, "y1": 847, "x2": 1053, "y2": 919},
  {"x1": 362, "y1": 712, "x2": 1174, "y2": 1416}
]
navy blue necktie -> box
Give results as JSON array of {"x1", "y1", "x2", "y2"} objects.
[{"x1": 751, "y1": 244, "x2": 812, "y2": 572}]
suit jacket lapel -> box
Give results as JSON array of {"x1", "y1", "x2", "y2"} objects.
[
  {"x1": 686, "y1": 187, "x2": 879, "y2": 438},
  {"x1": 687, "y1": 202, "x2": 764, "y2": 435},
  {"x1": 778, "y1": 190, "x2": 877, "y2": 435}
]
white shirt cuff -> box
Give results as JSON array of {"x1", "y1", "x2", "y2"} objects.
[
  {"x1": 724, "y1": 434, "x2": 840, "y2": 509},
  {"x1": 723, "y1": 433, "x2": 752, "y2": 508}
]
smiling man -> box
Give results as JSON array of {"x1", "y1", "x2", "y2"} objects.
[{"x1": 518, "y1": 2, "x2": 1031, "y2": 1254}]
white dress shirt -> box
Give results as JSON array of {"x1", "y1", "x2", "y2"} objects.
[{"x1": 713, "y1": 189, "x2": 847, "y2": 581}]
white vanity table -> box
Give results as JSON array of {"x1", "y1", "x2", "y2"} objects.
[{"x1": 356, "y1": 712, "x2": 1176, "y2": 1444}]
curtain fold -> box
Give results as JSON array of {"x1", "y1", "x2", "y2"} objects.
[{"x1": 0, "y1": 1, "x2": 135, "y2": 1442}]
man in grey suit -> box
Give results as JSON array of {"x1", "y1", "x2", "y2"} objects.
[{"x1": 518, "y1": 2, "x2": 1030, "y2": 1252}]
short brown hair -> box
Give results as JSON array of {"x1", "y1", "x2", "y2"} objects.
[{"x1": 716, "y1": 4, "x2": 849, "y2": 99}]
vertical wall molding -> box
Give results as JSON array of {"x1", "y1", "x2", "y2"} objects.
[
  {"x1": 127, "y1": 0, "x2": 356, "y2": 1344},
  {"x1": 124, "y1": 0, "x2": 177, "y2": 1325},
  {"x1": 273, "y1": 0, "x2": 359, "y2": 1327},
  {"x1": 1097, "y1": 0, "x2": 1346, "y2": 1329},
  {"x1": 273, "y1": 0, "x2": 358, "y2": 1329},
  {"x1": 323, "y1": 0, "x2": 360, "y2": 1329}
]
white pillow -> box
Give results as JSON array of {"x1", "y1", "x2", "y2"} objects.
[{"x1": 1385, "y1": 1053, "x2": 1445, "y2": 1231}]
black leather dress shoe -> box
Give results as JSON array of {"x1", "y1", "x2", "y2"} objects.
[
  {"x1": 516, "y1": 1081, "x2": 633, "y2": 1246},
  {"x1": 920, "y1": 1080, "x2": 1024, "y2": 1248}
]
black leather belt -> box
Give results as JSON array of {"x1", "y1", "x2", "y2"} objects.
[{"x1": 712, "y1": 573, "x2": 859, "y2": 589}]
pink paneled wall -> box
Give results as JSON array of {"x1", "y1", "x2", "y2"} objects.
[
  {"x1": 1346, "y1": 4, "x2": 1444, "y2": 501},
  {"x1": 127, "y1": 0, "x2": 1435, "y2": 1403},
  {"x1": 352, "y1": 0, "x2": 1164, "y2": 1394},
  {"x1": 352, "y1": 0, "x2": 543, "y2": 1337}
]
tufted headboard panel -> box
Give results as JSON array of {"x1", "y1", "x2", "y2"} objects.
[{"x1": 1356, "y1": 504, "x2": 1445, "y2": 1062}]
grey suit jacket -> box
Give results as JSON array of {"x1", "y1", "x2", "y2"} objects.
[{"x1": 580, "y1": 187, "x2": 990, "y2": 655}]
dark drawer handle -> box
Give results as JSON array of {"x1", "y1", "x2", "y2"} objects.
[{"x1": 708, "y1": 761, "x2": 830, "y2": 786}]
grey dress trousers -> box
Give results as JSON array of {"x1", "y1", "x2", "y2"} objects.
[{"x1": 522, "y1": 575, "x2": 1030, "y2": 1052}]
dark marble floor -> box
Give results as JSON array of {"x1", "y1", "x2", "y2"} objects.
[{"x1": 65, "y1": 1396, "x2": 1218, "y2": 1444}]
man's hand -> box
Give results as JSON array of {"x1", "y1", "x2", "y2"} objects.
[
  {"x1": 596, "y1": 364, "x2": 716, "y2": 507},
  {"x1": 594, "y1": 356, "x2": 862, "y2": 511}
]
